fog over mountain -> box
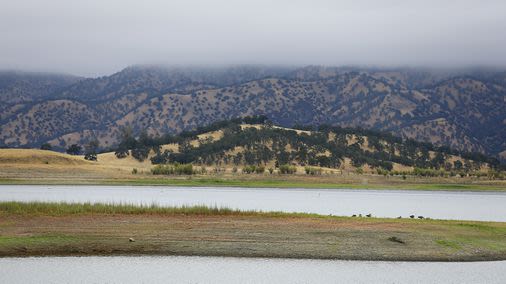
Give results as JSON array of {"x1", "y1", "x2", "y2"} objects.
[
  {"x1": 1, "y1": 0, "x2": 506, "y2": 76},
  {"x1": 1, "y1": 1, "x2": 505, "y2": 160}
]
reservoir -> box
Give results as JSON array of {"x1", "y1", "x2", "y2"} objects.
[
  {"x1": 1, "y1": 185, "x2": 505, "y2": 221},
  {"x1": 0, "y1": 256, "x2": 505, "y2": 284}
]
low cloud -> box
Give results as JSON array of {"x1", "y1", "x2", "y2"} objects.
[{"x1": 1, "y1": 0, "x2": 505, "y2": 76}]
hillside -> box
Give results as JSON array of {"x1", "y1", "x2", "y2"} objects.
[
  {"x1": 0, "y1": 119, "x2": 504, "y2": 188},
  {"x1": 110, "y1": 118, "x2": 502, "y2": 176},
  {"x1": 0, "y1": 71, "x2": 81, "y2": 121},
  {"x1": 0, "y1": 66, "x2": 505, "y2": 160},
  {"x1": 0, "y1": 149, "x2": 88, "y2": 165},
  {"x1": 0, "y1": 71, "x2": 81, "y2": 105}
]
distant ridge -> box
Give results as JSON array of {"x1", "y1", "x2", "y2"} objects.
[{"x1": 0, "y1": 65, "x2": 504, "y2": 160}]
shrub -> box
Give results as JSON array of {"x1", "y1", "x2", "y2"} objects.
[
  {"x1": 132, "y1": 168, "x2": 138, "y2": 174},
  {"x1": 151, "y1": 164, "x2": 194, "y2": 175},
  {"x1": 376, "y1": 168, "x2": 390, "y2": 176},
  {"x1": 150, "y1": 150, "x2": 171, "y2": 164},
  {"x1": 304, "y1": 166, "x2": 322, "y2": 175},
  {"x1": 66, "y1": 144, "x2": 81, "y2": 155},
  {"x1": 200, "y1": 166, "x2": 207, "y2": 174},
  {"x1": 174, "y1": 163, "x2": 193, "y2": 175},
  {"x1": 151, "y1": 165, "x2": 170, "y2": 175},
  {"x1": 115, "y1": 148, "x2": 129, "y2": 159},
  {"x1": 487, "y1": 170, "x2": 504, "y2": 179},
  {"x1": 40, "y1": 143, "x2": 52, "y2": 151},
  {"x1": 255, "y1": 165, "x2": 265, "y2": 174},
  {"x1": 241, "y1": 165, "x2": 265, "y2": 174},
  {"x1": 412, "y1": 168, "x2": 445, "y2": 177},
  {"x1": 84, "y1": 153, "x2": 97, "y2": 161},
  {"x1": 242, "y1": 165, "x2": 256, "y2": 174},
  {"x1": 279, "y1": 164, "x2": 297, "y2": 174}
]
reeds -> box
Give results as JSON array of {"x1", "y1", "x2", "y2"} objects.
[{"x1": 0, "y1": 201, "x2": 321, "y2": 218}]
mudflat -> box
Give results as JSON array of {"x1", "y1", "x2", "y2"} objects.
[{"x1": 1, "y1": 202, "x2": 505, "y2": 261}]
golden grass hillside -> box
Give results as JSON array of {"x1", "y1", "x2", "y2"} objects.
[
  {"x1": 0, "y1": 148, "x2": 147, "y2": 180},
  {"x1": 0, "y1": 147, "x2": 505, "y2": 190},
  {"x1": 0, "y1": 149, "x2": 89, "y2": 165}
]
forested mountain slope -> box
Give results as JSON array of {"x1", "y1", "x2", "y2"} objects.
[{"x1": 0, "y1": 66, "x2": 504, "y2": 160}]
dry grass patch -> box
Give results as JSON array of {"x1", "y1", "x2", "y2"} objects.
[{"x1": 0, "y1": 149, "x2": 88, "y2": 165}]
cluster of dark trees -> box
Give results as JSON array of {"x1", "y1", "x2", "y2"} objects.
[
  {"x1": 45, "y1": 140, "x2": 100, "y2": 161},
  {"x1": 113, "y1": 116, "x2": 503, "y2": 172},
  {"x1": 114, "y1": 126, "x2": 159, "y2": 161},
  {"x1": 299, "y1": 124, "x2": 501, "y2": 168},
  {"x1": 115, "y1": 115, "x2": 269, "y2": 162}
]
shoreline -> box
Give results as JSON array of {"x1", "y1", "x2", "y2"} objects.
[
  {"x1": 1, "y1": 202, "x2": 505, "y2": 261},
  {"x1": 3, "y1": 250, "x2": 506, "y2": 262},
  {"x1": 1, "y1": 177, "x2": 505, "y2": 192}
]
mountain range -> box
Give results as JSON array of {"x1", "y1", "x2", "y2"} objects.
[{"x1": 0, "y1": 65, "x2": 505, "y2": 161}]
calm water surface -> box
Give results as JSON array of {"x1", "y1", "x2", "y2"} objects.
[
  {"x1": 1, "y1": 185, "x2": 505, "y2": 221},
  {"x1": 0, "y1": 256, "x2": 505, "y2": 284}
]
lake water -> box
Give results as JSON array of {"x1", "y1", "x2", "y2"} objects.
[
  {"x1": 0, "y1": 256, "x2": 505, "y2": 284},
  {"x1": 1, "y1": 185, "x2": 506, "y2": 221}
]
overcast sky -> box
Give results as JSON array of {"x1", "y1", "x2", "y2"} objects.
[{"x1": 1, "y1": 0, "x2": 506, "y2": 77}]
